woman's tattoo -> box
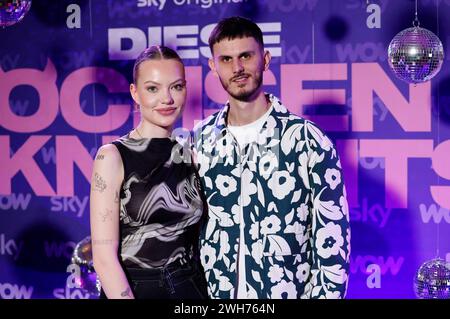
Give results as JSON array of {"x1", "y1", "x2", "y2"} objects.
[
  {"x1": 121, "y1": 287, "x2": 132, "y2": 298},
  {"x1": 100, "y1": 209, "x2": 112, "y2": 222},
  {"x1": 92, "y1": 173, "x2": 107, "y2": 192}
]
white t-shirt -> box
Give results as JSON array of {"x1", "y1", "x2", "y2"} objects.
[{"x1": 227, "y1": 105, "x2": 273, "y2": 298}]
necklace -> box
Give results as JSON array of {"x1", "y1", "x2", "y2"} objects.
[{"x1": 134, "y1": 127, "x2": 144, "y2": 139}]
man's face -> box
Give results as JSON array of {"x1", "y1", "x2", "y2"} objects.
[{"x1": 209, "y1": 37, "x2": 270, "y2": 102}]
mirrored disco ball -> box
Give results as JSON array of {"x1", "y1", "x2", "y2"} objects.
[
  {"x1": 0, "y1": 0, "x2": 32, "y2": 28},
  {"x1": 72, "y1": 236, "x2": 94, "y2": 267},
  {"x1": 414, "y1": 258, "x2": 450, "y2": 299},
  {"x1": 388, "y1": 26, "x2": 444, "y2": 84},
  {"x1": 70, "y1": 236, "x2": 101, "y2": 297}
]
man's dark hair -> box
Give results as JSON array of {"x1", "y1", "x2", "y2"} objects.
[{"x1": 208, "y1": 16, "x2": 264, "y2": 53}]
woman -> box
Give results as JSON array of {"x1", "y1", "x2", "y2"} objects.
[{"x1": 90, "y1": 46, "x2": 207, "y2": 299}]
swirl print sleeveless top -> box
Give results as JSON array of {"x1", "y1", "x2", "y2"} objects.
[{"x1": 111, "y1": 134, "x2": 204, "y2": 269}]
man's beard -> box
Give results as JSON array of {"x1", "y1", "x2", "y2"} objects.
[{"x1": 220, "y1": 71, "x2": 263, "y2": 102}]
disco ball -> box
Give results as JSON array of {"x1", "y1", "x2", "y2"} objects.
[
  {"x1": 388, "y1": 26, "x2": 444, "y2": 84},
  {"x1": 69, "y1": 236, "x2": 101, "y2": 297},
  {"x1": 0, "y1": 0, "x2": 32, "y2": 28},
  {"x1": 414, "y1": 258, "x2": 450, "y2": 299}
]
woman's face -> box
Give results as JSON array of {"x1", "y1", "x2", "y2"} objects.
[{"x1": 130, "y1": 59, "x2": 186, "y2": 130}]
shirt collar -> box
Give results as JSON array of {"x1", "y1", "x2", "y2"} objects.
[{"x1": 214, "y1": 93, "x2": 290, "y2": 136}]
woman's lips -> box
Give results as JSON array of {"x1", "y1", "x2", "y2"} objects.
[{"x1": 154, "y1": 107, "x2": 177, "y2": 116}]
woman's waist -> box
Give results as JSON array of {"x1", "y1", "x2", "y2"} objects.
[{"x1": 125, "y1": 257, "x2": 202, "y2": 280}]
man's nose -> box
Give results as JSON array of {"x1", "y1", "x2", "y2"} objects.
[{"x1": 232, "y1": 59, "x2": 244, "y2": 73}]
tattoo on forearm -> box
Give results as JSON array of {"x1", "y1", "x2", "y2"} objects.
[
  {"x1": 100, "y1": 209, "x2": 112, "y2": 222},
  {"x1": 121, "y1": 287, "x2": 132, "y2": 298},
  {"x1": 92, "y1": 173, "x2": 107, "y2": 192},
  {"x1": 114, "y1": 191, "x2": 120, "y2": 203},
  {"x1": 95, "y1": 154, "x2": 105, "y2": 160}
]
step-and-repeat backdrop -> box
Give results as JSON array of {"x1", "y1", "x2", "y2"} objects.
[{"x1": 0, "y1": 0, "x2": 449, "y2": 299}]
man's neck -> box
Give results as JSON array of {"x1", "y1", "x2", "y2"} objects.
[{"x1": 227, "y1": 91, "x2": 270, "y2": 126}]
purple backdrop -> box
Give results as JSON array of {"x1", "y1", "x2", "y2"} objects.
[{"x1": 0, "y1": 0, "x2": 449, "y2": 299}]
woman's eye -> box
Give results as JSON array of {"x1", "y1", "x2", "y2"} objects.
[
  {"x1": 173, "y1": 84, "x2": 185, "y2": 91},
  {"x1": 147, "y1": 86, "x2": 158, "y2": 93}
]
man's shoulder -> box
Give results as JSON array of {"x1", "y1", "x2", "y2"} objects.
[
  {"x1": 275, "y1": 110, "x2": 334, "y2": 152},
  {"x1": 192, "y1": 110, "x2": 221, "y2": 134}
]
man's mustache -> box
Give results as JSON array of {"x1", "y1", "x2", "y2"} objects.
[{"x1": 230, "y1": 73, "x2": 250, "y2": 82}]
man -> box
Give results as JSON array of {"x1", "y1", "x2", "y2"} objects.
[{"x1": 193, "y1": 16, "x2": 350, "y2": 299}]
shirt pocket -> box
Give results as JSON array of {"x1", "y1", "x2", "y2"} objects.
[{"x1": 261, "y1": 224, "x2": 309, "y2": 257}]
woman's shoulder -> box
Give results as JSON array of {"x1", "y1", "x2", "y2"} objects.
[{"x1": 94, "y1": 143, "x2": 122, "y2": 164}]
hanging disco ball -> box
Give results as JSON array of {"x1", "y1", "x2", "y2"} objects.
[
  {"x1": 69, "y1": 236, "x2": 101, "y2": 297},
  {"x1": 414, "y1": 258, "x2": 450, "y2": 299},
  {"x1": 0, "y1": 0, "x2": 32, "y2": 28},
  {"x1": 388, "y1": 26, "x2": 444, "y2": 84}
]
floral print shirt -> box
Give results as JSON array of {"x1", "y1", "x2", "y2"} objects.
[{"x1": 193, "y1": 94, "x2": 350, "y2": 299}]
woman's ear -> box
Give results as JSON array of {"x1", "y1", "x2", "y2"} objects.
[{"x1": 130, "y1": 83, "x2": 140, "y2": 106}]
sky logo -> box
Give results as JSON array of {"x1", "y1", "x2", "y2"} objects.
[
  {"x1": 0, "y1": 233, "x2": 24, "y2": 261},
  {"x1": 50, "y1": 196, "x2": 89, "y2": 218},
  {"x1": 350, "y1": 198, "x2": 392, "y2": 228},
  {"x1": 53, "y1": 286, "x2": 91, "y2": 299}
]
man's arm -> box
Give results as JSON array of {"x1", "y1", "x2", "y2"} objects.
[{"x1": 302, "y1": 122, "x2": 351, "y2": 299}]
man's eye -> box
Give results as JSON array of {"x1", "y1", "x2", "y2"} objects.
[
  {"x1": 241, "y1": 54, "x2": 251, "y2": 60},
  {"x1": 222, "y1": 57, "x2": 231, "y2": 62}
]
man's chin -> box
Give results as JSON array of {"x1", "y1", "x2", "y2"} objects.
[{"x1": 228, "y1": 88, "x2": 259, "y2": 102}]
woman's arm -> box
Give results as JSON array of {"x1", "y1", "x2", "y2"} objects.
[{"x1": 90, "y1": 144, "x2": 134, "y2": 299}]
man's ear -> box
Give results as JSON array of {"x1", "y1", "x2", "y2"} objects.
[
  {"x1": 263, "y1": 50, "x2": 271, "y2": 71},
  {"x1": 208, "y1": 58, "x2": 218, "y2": 77}
]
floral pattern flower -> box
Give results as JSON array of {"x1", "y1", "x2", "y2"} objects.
[
  {"x1": 271, "y1": 280, "x2": 297, "y2": 299},
  {"x1": 201, "y1": 243, "x2": 217, "y2": 270},
  {"x1": 296, "y1": 203, "x2": 309, "y2": 222},
  {"x1": 215, "y1": 174, "x2": 237, "y2": 197},
  {"x1": 316, "y1": 222, "x2": 344, "y2": 259},
  {"x1": 268, "y1": 171, "x2": 296, "y2": 200},
  {"x1": 324, "y1": 168, "x2": 341, "y2": 190},
  {"x1": 296, "y1": 262, "x2": 311, "y2": 283},
  {"x1": 260, "y1": 215, "x2": 282, "y2": 235},
  {"x1": 268, "y1": 264, "x2": 284, "y2": 283}
]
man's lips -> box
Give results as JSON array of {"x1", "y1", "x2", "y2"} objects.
[{"x1": 232, "y1": 74, "x2": 249, "y2": 83}]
